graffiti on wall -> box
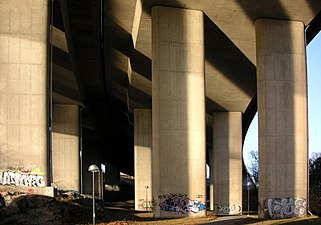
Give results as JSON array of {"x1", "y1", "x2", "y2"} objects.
[
  {"x1": 0, "y1": 167, "x2": 45, "y2": 187},
  {"x1": 266, "y1": 197, "x2": 307, "y2": 219},
  {"x1": 215, "y1": 204, "x2": 242, "y2": 214},
  {"x1": 158, "y1": 193, "x2": 206, "y2": 214}
]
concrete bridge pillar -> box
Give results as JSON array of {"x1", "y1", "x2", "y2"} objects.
[
  {"x1": 255, "y1": 19, "x2": 308, "y2": 218},
  {"x1": 134, "y1": 108, "x2": 152, "y2": 211},
  {"x1": 0, "y1": 1, "x2": 48, "y2": 184},
  {"x1": 211, "y1": 112, "x2": 242, "y2": 215},
  {"x1": 52, "y1": 104, "x2": 79, "y2": 191},
  {"x1": 152, "y1": 6, "x2": 206, "y2": 218}
]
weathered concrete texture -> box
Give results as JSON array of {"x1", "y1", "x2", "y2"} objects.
[
  {"x1": 152, "y1": 6, "x2": 206, "y2": 218},
  {"x1": 134, "y1": 109, "x2": 152, "y2": 211},
  {"x1": 256, "y1": 19, "x2": 308, "y2": 218},
  {"x1": 0, "y1": 185, "x2": 55, "y2": 198},
  {"x1": 211, "y1": 112, "x2": 242, "y2": 215},
  {"x1": 0, "y1": 1, "x2": 48, "y2": 179},
  {"x1": 52, "y1": 104, "x2": 79, "y2": 191}
]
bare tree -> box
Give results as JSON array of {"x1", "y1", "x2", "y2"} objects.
[
  {"x1": 309, "y1": 152, "x2": 321, "y2": 216},
  {"x1": 310, "y1": 152, "x2": 321, "y2": 192},
  {"x1": 248, "y1": 150, "x2": 259, "y2": 186}
]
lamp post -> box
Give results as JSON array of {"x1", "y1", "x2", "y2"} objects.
[
  {"x1": 145, "y1": 185, "x2": 149, "y2": 211},
  {"x1": 88, "y1": 164, "x2": 100, "y2": 225},
  {"x1": 247, "y1": 181, "x2": 251, "y2": 216}
]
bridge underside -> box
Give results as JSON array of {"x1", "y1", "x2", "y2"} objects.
[
  {"x1": 49, "y1": 0, "x2": 321, "y2": 175},
  {"x1": 0, "y1": 0, "x2": 321, "y2": 219}
]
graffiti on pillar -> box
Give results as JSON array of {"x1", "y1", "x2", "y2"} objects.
[
  {"x1": 157, "y1": 193, "x2": 206, "y2": 214},
  {"x1": 138, "y1": 198, "x2": 155, "y2": 210},
  {"x1": 0, "y1": 166, "x2": 45, "y2": 187},
  {"x1": 215, "y1": 204, "x2": 242, "y2": 214},
  {"x1": 195, "y1": 194, "x2": 203, "y2": 199},
  {"x1": 265, "y1": 197, "x2": 307, "y2": 219},
  {"x1": 141, "y1": 200, "x2": 154, "y2": 209}
]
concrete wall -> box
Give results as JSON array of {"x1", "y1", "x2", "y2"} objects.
[
  {"x1": 0, "y1": 0, "x2": 48, "y2": 184},
  {"x1": 52, "y1": 104, "x2": 79, "y2": 191},
  {"x1": 152, "y1": 6, "x2": 206, "y2": 218},
  {"x1": 256, "y1": 18, "x2": 308, "y2": 218}
]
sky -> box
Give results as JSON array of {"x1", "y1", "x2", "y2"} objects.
[{"x1": 243, "y1": 31, "x2": 321, "y2": 167}]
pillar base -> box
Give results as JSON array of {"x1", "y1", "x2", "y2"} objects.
[{"x1": 259, "y1": 197, "x2": 307, "y2": 219}]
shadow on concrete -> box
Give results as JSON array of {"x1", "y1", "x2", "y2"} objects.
[{"x1": 204, "y1": 14, "x2": 257, "y2": 99}]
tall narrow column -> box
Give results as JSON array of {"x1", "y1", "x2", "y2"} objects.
[
  {"x1": 134, "y1": 109, "x2": 152, "y2": 211},
  {"x1": 152, "y1": 6, "x2": 206, "y2": 218},
  {"x1": 208, "y1": 149, "x2": 214, "y2": 211},
  {"x1": 52, "y1": 104, "x2": 79, "y2": 191},
  {"x1": 0, "y1": 1, "x2": 48, "y2": 185},
  {"x1": 212, "y1": 112, "x2": 242, "y2": 215},
  {"x1": 256, "y1": 19, "x2": 308, "y2": 218}
]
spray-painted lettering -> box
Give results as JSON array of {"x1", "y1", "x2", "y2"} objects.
[
  {"x1": 141, "y1": 201, "x2": 154, "y2": 208},
  {"x1": 0, "y1": 171, "x2": 45, "y2": 187},
  {"x1": 266, "y1": 198, "x2": 307, "y2": 219},
  {"x1": 215, "y1": 204, "x2": 242, "y2": 214}
]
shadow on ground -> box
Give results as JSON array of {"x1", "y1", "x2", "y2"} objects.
[{"x1": 202, "y1": 215, "x2": 321, "y2": 225}]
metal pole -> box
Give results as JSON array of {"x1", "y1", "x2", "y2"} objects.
[
  {"x1": 93, "y1": 172, "x2": 95, "y2": 225},
  {"x1": 88, "y1": 164, "x2": 99, "y2": 225},
  {"x1": 98, "y1": 170, "x2": 101, "y2": 200},
  {"x1": 247, "y1": 187, "x2": 250, "y2": 216},
  {"x1": 247, "y1": 182, "x2": 250, "y2": 216},
  {"x1": 79, "y1": 106, "x2": 86, "y2": 194},
  {"x1": 100, "y1": 171, "x2": 104, "y2": 201},
  {"x1": 145, "y1": 186, "x2": 149, "y2": 211}
]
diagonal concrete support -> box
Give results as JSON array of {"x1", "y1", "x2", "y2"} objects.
[{"x1": 255, "y1": 18, "x2": 308, "y2": 219}]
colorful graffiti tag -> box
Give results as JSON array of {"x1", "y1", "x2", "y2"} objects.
[
  {"x1": 0, "y1": 167, "x2": 45, "y2": 187},
  {"x1": 158, "y1": 193, "x2": 206, "y2": 214},
  {"x1": 266, "y1": 197, "x2": 307, "y2": 219},
  {"x1": 141, "y1": 201, "x2": 154, "y2": 209}
]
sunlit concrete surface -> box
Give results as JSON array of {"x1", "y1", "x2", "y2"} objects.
[{"x1": 0, "y1": 0, "x2": 48, "y2": 182}]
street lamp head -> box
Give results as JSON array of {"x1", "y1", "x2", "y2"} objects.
[
  {"x1": 247, "y1": 181, "x2": 251, "y2": 187},
  {"x1": 88, "y1": 164, "x2": 100, "y2": 173}
]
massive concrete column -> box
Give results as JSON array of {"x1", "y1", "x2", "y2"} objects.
[
  {"x1": 52, "y1": 104, "x2": 79, "y2": 191},
  {"x1": 212, "y1": 112, "x2": 242, "y2": 215},
  {"x1": 152, "y1": 6, "x2": 206, "y2": 218},
  {"x1": 256, "y1": 19, "x2": 308, "y2": 218},
  {"x1": 0, "y1": 1, "x2": 48, "y2": 184},
  {"x1": 134, "y1": 109, "x2": 152, "y2": 211}
]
